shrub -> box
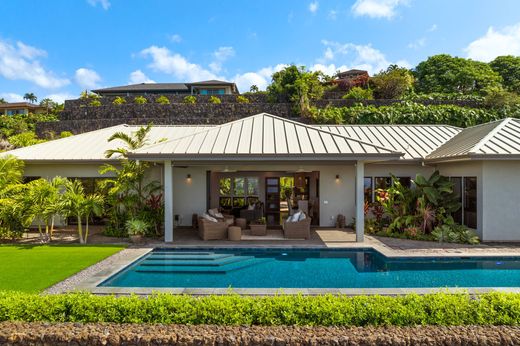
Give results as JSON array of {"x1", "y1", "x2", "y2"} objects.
[
  {"x1": 89, "y1": 99, "x2": 101, "y2": 107},
  {"x1": 155, "y1": 95, "x2": 170, "y2": 105},
  {"x1": 342, "y1": 87, "x2": 374, "y2": 101},
  {"x1": 209, "y1": 95, "x2": 221, "y2": 104},
  {"x1": 183, "y1": 95, "x2": 197, "y2": 104},
  {"x1": 236, "y1": 95, "x2": 250, "y2": 103},
  {"x1": 125, "y1": 218, "x2": 150, "y2": 236},
  {"x1": 1, "y1": 292, "x2": 520, "y2": 326},
  {"x1": 59, "y1": 131, "x2": 73, "y2": 138},
  {"x1": 134, "y1": 96, "x2": 147, "y2": 105},
  {"x1": 112, "y1": 97, "x2": 126, "y2": 105}
]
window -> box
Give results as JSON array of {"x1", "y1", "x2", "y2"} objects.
[
  {"x1": 396, "y1": 177, "x2": 411, "y2": 188},
  {"x1": 450, "y1": 177, "x2": 463, "y2": 224},
  {"x1": 464, "y1": 177, "x2": 478, "y2": 229},
  {"x1": 200, "y1": 88, "x2": 225, "y2": 95},
  {"x1": 374, "y1": 177, "x2": 391, "y2": 190},
  {"x1": 364, "y1": 177, "x2": 373, "y2": 203},
  {"x1": 218, "y1": 176, "x2": 259, "y2": 209}
]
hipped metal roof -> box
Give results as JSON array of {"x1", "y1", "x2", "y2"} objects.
[
  {"x1": 129, "y1": 113, "x2": 403, "y2": 161},
  {"x1": 426, "y1": 118, "x2": 520, "y2": 162}
]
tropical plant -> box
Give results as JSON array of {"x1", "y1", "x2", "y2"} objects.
[
  {"x1": 183, "y1": 95, "x2": 197, "y2": 104},
  {"x1": 370, "y1": 65, "x2": 414, "y2": 99},
  {"x1": 236, "y1": 95, "x2": 250, "y2": 103},
  {"x1": 23, "y1": 93, "x2": 37, "y2": 103},
  {"x1": 134, "y1": 96, "x2": 147, "y2": 104},
  {"x1": 112, "y1": 96, "x2": 126, "y2": 105},
  {"x1": 60, "y1": 131, "x2": 73, "y2": 138},
  {"x1": 89, "y1": 99, "x2": 102, "y2": 107},
  {"x1": 489, "y1": 55, "x2": 520, "y2": 93},
  {"x1": 342, "y1": 87, "x2": 374, "y2": 100},
  {"x1": 155, "y1": 95, "x2": 170, "y2": 105},
  {"x1": 125, "y1": 218, "x2": 150, "y2": 236},
  {"x1": 249, "y1": 85, "x2": 259, "y2": 93},
  {"x1": 7, "y1": 132, "x2": 45, "y2": 148},
  {"x1": 209, "y1": 95, "x2": 221, "y2": 104}
]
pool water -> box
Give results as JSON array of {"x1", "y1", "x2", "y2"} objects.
[{"x1": 99, "y1": 248, "x2": 520, "y2": 288}]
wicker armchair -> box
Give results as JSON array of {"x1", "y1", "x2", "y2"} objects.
[
  {"x1": 198, "y1": 218, "x2": 228, "y2": 240},
  {"x1": 283, "y1": 216, "x2": 312, "y2": 240}
]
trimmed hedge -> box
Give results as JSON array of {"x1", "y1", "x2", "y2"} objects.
[{"x1": 1, "y1": 292, "x2": 520, "y2": 326}]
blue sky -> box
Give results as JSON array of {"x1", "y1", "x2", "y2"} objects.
[{"x1": 1, "y1": 0, "x2": 520, "y2": 102}]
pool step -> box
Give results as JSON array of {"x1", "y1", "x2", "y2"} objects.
[
  {"x1": 136, "y1": 258, "x2": 272, "y2": 274},
  {"x1": 141, "y1": 256, "x2": 255, "y2": 267},
  {"x1": 150, "y1": 251, "x2": 215, "y2": 256},
  {"x1": 146, "y1": 253, "x2": 234, "y2": 261}
]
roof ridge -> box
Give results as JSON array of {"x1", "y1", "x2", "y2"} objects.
[
  {"x1": 470, "y1": 118, "x2": 512, "y2": 154},
  {"x1": 314, "y1": 124, "x2": 463, "y2": 130},
  {"x1": 132, "y1": 113, "x2": 401, "y2": 155}
]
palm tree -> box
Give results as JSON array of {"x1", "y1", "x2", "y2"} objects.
[
  {"x1": 0, "y1": 155, "x2": 25, "y2": 191},
  {"x1": 40, "y1": 98, "x2": 55, "y2": 115},
  {"x1": 105, "y1": 124, "x2": 152, "y2": 158},
  {"x1": 63, "y1": 180, "x2": 86, "y2": 243},
  {"x1": 23, "y1": 93, "x2": 37, "y2": 104},
  {"x1": 81, "y1": 193, "x2": 104, "y2": 243},
  {"x1": 0, "y1": 97, "x2": 6, "y2": 104}
]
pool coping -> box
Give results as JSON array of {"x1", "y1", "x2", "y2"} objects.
[{"x1": 67, "y1": 244, "x2": 520, "y2": 296}]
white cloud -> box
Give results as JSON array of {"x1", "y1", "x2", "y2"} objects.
[
  {"x1": 43, "y1": 92, "x2": 77, "y2": 104},
  {"x1": 309, "y1": 1, "x2": 319, "y2": 14},
  {"x1": 428, "y1": 24, "x2": 438, "y2": 32},
  {"x1": 140, "y1": 46, "x2": 219, "y2": 81},
  {"x1": 0, "y1": 39, "x2": 69, "y2": 89},
  {"x1": 210, "y1": 46, "x2": 235, "y2": 73},
  {"x1": 407, "y1": 37, "x2": 426, "y2": 49},
  {"x1": 129, "y1": 70, "x2": 155, "y2": 84},
  {"x1": 351, "y1": 0, "x2": 407, "y2": 19},
  {"x1": 316, "y1": 40, "x2": 409, "y2": 75},
  {"x1": 328, "y1": 10, "x2": 338, "y2": 20},
  {"x1": 465, "y1": 23, "x2": 520, "y2": 62},
  {"x1": 74, "y1": 68, "x2": 101, "y2": 89},
  {"x1": 87, "y1": 0, "x2": 110, "y2": 10},
  {"x1": 0, "y1": 93, "x2": 24, "y2": 102},
  {"x1": 170, "y1": 34, "x2": 182, "y2": 43},
  {"x1": 232, "y1": 64, "x2": 287, "y2": 92}
]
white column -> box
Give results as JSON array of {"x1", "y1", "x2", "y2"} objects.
[
  {"x1": 164, "y1": 160, "x2": 173, "y2": 242},
  {"x1": 355, "y1": 161, "x2": 365, "y2": 243}
]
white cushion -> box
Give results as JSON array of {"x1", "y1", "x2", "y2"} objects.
[
  {"x1": 247, "y1": 204, "x2": 255, "y2": 211},
  {"x1": 202, "y1": 213, "x2": 218, "y2": 223},
  {"x1": 298, "y1": 212, "x2": 306, "y2": 221},
  {"x1": 289, "y1": 211, "x2": 302, "y2": 222},
  {"x1": 208, "y1": 208, "x2": 219, "y2": 217}
]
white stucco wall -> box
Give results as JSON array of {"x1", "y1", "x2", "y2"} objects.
[
  {"x1": 172, "y1": 166, "x2": 208, "y2": 227},
  {"x1": 481, "y1": 161, "x2": 520, "y2": 241}
]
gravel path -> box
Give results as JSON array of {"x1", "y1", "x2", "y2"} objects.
[{"x1": 45, "y1": 247, "x2": 148, "y2": 294}]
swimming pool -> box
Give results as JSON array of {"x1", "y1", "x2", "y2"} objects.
[{"x1": 99, "y1": 248, "x2": 520, "y2": 289}]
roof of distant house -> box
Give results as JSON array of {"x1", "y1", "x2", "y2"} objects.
[
  {"x1": 0, "y1": 102, "x2": 44, "y2": 109},
  {"x1": 337, "y1": 69, "x2": 369, "y2": 77},
  {"x1": 92, "y1": 80, "x2": 238, "y2": 94}
]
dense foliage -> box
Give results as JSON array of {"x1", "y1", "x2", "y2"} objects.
[
  {"x1": 342, "y1": 87, "x2": 374, "y2": 101},
  {"x1": 490, "y1": 55, "x2": 520, "y2": 93},
  {"x1": 370, "y1": 65, "x2": 414, "y2": 99},
  {"x1": 0, "y1": 291, "x2": 519, "y2": 326},
  {"x1": 310, "y1": 101, "x2": 518, "y2": 127}
]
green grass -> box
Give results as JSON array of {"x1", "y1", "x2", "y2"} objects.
[{"x1": 0, "y1": 245, "x2": 125, "y2": 292}]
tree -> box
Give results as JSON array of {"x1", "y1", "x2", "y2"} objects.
[
  {"x1": 414, "y1": 54, "x2": 502, "y2": 94},
  {"x1": 0, "y1": 98, "x2": 6, "y2": 104},
  {"x1": 370, "y1": 65, "x2": 414, "y2": 99},
  {"x1": 23, "y1": 93, "x2": 37, "y2": 104},
  {"x1": 267, "y1": 65, "x2": 325, "y2": 115},
  {"x1": 40, "y1": 98, "x2": 58, "y2": 114},
  {"x1": 489, "y1": 55, "x2": 520, "y2": 93},
  {"x1": 342, "y1": 87, "x2": 374, "y2": 101},
  {"x1": 249, "y1": 85, "x2": 259, "y2": 93},
  {"x1": 0, "y1": 156, "x2": 28, "y2": 237}
]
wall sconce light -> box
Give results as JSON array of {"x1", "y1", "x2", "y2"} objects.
[
  {"x1": 186, "y1": 174, "x2": 192, "y2": 182},
  {"x1": 335, "y1": 174, "x2": 340, "y2": 182}
]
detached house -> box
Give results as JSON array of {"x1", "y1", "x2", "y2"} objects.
[{"x1": 4, "y1": 113, "x2": 520, "y2": 242}]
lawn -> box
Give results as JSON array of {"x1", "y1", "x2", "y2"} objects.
[{"x1": 0, "y1": 245, "x2": 125, "y2": 292}]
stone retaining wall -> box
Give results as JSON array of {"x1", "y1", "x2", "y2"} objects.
[{"x1": 1, "y1": 322, "x2": 518, "y2": 345}]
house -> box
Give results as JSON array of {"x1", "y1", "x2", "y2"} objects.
[
  {"x1": 0, "y1": 102, "x2": 46, "y2": 116},
  {"x1": 330, "y1": 69, "x2": 370, "y2": 90},
  {"x1": 91, "y1": 80, "x2": 239, "y2": 97},
  {"x1": 4, "y1": 113, "x2": 520, "y2": 242}
]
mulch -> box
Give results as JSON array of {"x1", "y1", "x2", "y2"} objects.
[{"x1": 0, "y1": 322, "x2": 519, "y2": 345}]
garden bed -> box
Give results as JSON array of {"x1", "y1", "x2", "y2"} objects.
[{"x1": 1, "y1": 322, "x2": 519, "y2": 345}]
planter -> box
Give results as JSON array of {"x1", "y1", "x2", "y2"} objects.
[
  {"x1": 129, "y1": 235, "x2": 144, "y2": 244},
  {"x1": 250, "y1": 224, "x2": 267, "y2": 236}
]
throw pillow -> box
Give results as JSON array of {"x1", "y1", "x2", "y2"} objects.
[
  {"x1": 298, "y1": 212, "x2": 306, "y2": 221},
  {"x1": 208, "y1": 208, "x2": 219, "y2": 217},
  {"x1": 202, "y1": 213, "x2": 218, "y2": 223}
]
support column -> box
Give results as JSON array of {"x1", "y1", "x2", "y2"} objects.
[
  {"x1": 164, "y1": 160, "x2": 173, "y2": 242},
  {"x1": 355, "y1": 161, "x2": 365, "y2": 243}
]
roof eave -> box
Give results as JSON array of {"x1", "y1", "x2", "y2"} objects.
[{"x1": 127, "y1": 153, "x2": 403, "y2": 162}]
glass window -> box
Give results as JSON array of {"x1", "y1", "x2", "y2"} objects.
[
  {"x1": 374, "y1": 177, "x2": 391, "y2": 190},
  {"x1": 247, "y1": 177, "x2": 259, "y2": 195},
  {"x1": 395, "y1": 177, "x2": 411, "y2": 188},
  {"x1": 219, "y1": 197, "x2": 232, "y2": 208},
  {"x1": 450, "y1": 177, "x2": 463, "y2": 224},
  {"x1": 233, "y1": 177, "x2": 245, "y2": 196},
  {"x1": 232, "y1": 197, "x2": 246, "y2": 208},
  {"x1": 464, "y1": 177, "x2": 478, "y2": 229},
  {"x1": 364, "y1": 177, "x2": 373, "y2": 203},
  {"x1": 219, "y1": 178, "x2": 231, "y2": 196}
]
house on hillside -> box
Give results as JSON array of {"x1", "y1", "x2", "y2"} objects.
[
  {"x1": 4, "y1": 113, "x2": 520, "y2": 243},
  {"x1": 0, "y1": 102, "x2": 46, "y2": 116},
  {"x1": 92, "y1": 80, "x2": 239, "y2": 97},
  {"x1": 330, "y1": 69, "x2": 370, "y2": 90}
]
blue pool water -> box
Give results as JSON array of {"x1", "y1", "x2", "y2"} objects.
[{"x1": 99, "y1": 248, "x2": 520, "y2": 288}]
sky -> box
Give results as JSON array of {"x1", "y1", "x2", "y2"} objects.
[{"x1": 1, "y1": 0, "x2": 520, "y2": 103}]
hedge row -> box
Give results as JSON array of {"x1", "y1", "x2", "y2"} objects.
[
  {"x1": 1, "y1": 292, "x2": 520, "y2": 326},
  {"x1": 310, "y1": 101, "x2": 520, "y2": 127}
]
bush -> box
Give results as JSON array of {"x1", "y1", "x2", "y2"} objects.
[
  {"x1": 1, "y1": 292, "x2": 520, "y2": 326},
  {"x1": 342, "y1": 87, "x2": 374, "y2": 101},
  {"x1": 112, "y1": 97, "x2": 126, "y2": 105},
  {"x1": 60, "y1": 131, "x2": 73, "y2": 138},
  {"x1": 236, "y1": 95, "x2": 250, "y2": 103},
  {"x1": 125, "y1": 218, "x2": 150, "y2": 236},
  {"x1": 155, "y1": 95, "x2": 170, "y2": 105},
  {"x1": 134, "y1": 96, "x2": 147, "y2": 105},
  {"x1": 183, "y1": 95, "x2": 197, "y2": 104},
  {"x1": 209, "y1": 95, "x2": 221, "y2": 104},
  {"x1": 89, "y1": 99, "x2": 101, "y2": 107}
]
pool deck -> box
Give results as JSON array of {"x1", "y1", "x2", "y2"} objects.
[{"x1": 46, "y1": 227, "x2": 520, "y2": 296}]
